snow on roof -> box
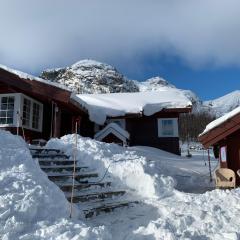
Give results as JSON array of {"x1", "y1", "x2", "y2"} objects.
[
  {"x1": 0, "y1": 64, "x2": 71, "y2": 91},
  {"x1": 200, "y1": 105, "x2": 240, "y2": 136},
  {"x1": 72, "y1": 90, "x2": 192, "y2": 125},
  {"x1": 94, "y1": 122, "x2": 130, "y2": 143}
]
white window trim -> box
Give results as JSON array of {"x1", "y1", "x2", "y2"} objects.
[
  {"x1": 20, "y1": 94, "x2": 43, "y2": 132},
  {"x1": 0, "y1": 93, "x2": 43, "y2": 132},
  {"x1": 158, "y1": 118, "x2": 179, "y2": 138},
  {"x1": 0, "y1": 93, "x2": 21, "y2": 127}
]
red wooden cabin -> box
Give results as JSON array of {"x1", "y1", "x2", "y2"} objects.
[
  {"x1": 0, "y1": 65, "x2": 192, "y2": 155},
  {"x1": 199, "y1": 107, "x2": 240, "y2": 184}
]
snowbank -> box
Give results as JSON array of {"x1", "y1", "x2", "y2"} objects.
[
  {"x1": 0, "y1": 131, "x2": 109, "y2": 240},
  {"x1": 2, "y1": 131, "x2": 240, "y2": 239},
  {"x1": 47, "y1": 135, "x2": 175, "y2": 199},
  {"x1": 72, "y1": 91, "x2": 192, "y2": 124}
]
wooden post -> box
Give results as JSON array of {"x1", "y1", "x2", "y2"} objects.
[
  {"x1": 208, "y1": 148, "x2": 213, "y2": 182},
  {"x1": 53, "y1": 104, "x2": 61, "y2": 138}
]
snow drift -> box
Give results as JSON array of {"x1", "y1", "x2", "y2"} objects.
[{"x1": 0, "y1": 131, "x2": 109, "y2": 240}]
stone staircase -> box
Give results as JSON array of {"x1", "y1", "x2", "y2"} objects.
[{"x1": 30, "y1": 147, "x2": 138, "y2": 218}]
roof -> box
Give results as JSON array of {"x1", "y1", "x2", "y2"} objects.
[
  {"x1": 94, "y1": 123, "x2": 130, "y2": 143},
  {"x1": 0, "y1": 65, "x2": 84, "y2": 112},
  {"x1": 199, "y1": 106, "x2": 240, "y2": 148},
  {"x1": 0, "y1": 64, "x2": 70, "y2": 91},
  {"x1": 73, "y1": 90, "x2": 192, "y2": 125}
]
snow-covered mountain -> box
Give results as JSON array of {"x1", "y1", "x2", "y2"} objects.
[
  {"x1": 40, "y1": 60, "x2": 139, "y2": 94},
  {"x1": 203, "y1": 90, "x2": 240, "y2": 117},
  {"x1": 43, "y1": 59, "x2": 240, "y2": 116},
  {"x1": 137, "y1": 76, "x2": 176, "y2": 91},
  {"x1": 41, "y1": 60, "x2": 202, "y2": 110},
  {"x1": 137, "y1": 77, "x2": 202, "y2": 112}
]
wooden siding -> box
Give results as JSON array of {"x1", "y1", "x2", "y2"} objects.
[
  {"x1": 102, "y1": 133, "x2": 124, "y2": 145},
  {"x1": 126, "y1": 113, "x2": 181, "y2": 155},
  {"x1": 199, "y1": 114, "x2": 240, "y2": 148}
]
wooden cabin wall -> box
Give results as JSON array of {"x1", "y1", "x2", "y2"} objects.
[
  {"x1": 80, "y1": 116, "x2": 94, "y2": 138},
  {"x1": 223, "y1": 129, "x2": 240, "y2": 184},
  {"x1": 126, "y1": 113, "x2": 181, "y2": 155}
]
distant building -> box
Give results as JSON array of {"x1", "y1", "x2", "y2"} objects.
[
  {"x1": 0, "y1": 65, "x2": 191, "y2": 155},
  {"x1": 199, "y1": 107, "x2": 240, "y2": 183}
]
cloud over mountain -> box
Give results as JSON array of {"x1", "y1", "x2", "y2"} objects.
[{"x1": 1, "y1": 0, "x2": 240, "y2": 73}]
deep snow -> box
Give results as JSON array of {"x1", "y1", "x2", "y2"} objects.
[
  {"x1": 73, "y1": 91, "x2": 191, "y2": 125},
  {"x1": 1, "y1": 131, "x2": 240, "y2": 239}
]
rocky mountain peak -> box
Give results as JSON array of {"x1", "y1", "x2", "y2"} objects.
[{"x1": 40, "y1": 59, "x2": 139, "y2": 94}]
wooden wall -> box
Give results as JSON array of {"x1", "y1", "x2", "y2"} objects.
[
  {"x1": 217, "y1": 129, "x2": 240, "y2": 184},
  {"x1": 126, "y1": 112, "x2": 181, "y2": 155}
]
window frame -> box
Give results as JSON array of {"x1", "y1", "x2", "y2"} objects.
[
  {"x1": 20, "y1": 94, "x2": 43, "y2": 132},
  {"x1": 157, "y1": 118, "x2": 179, "y2": 138},
  {"x1": 0, "y1": 93, "x2": 20, "y2": 127},
  {"x1": 0, "y1": 93, "x2": 43, "y2": 132}
]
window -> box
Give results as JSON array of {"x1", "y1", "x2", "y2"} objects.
[
  {"x1": 158, "y1": 118, "x2": 178, "y2": 137},
  {"x1": 0, "y1": 96, "x2": 15, "y2": 125},
  {"x1": 0, "y1": 93, "x2": 43, "y2": 131},
  {"x1": 32, "y1": 102, "x2": 40, "y2": 129},
  {"x1": 22, "y1": 97, "x2": 42, "y2": 131},
  {"x1": 22, "y1": 98, "x2": 31, "y2": 127}
]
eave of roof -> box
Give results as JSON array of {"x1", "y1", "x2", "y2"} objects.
[{"x1": 199, "y1": 113, "x2": 240, "y2": 148}]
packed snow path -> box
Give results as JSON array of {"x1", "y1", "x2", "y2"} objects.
[{"x1": 30, "y1": 147, "x2": 139, "y2": 218}]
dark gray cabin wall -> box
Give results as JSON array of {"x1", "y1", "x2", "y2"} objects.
[{"x1": 126, "y1": 114, "x2": 181, "y2": 155}]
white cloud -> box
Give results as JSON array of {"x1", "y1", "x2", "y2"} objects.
[{"x1": 0, "y1": 0, "x2": 240, "y2": 73}]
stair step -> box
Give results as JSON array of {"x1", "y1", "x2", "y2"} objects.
[
  {"x1": 32, "y1": 153, "x2": 69, "y2": 159},
  {"x1": 67, "y1": 190, "x2": 126, "y2": 203},
  {"x1": 47, "y1": 172, "x2": 98, "y2": 181},
  {"x1": 38, "y1": 159, "x2": 77, "y2": 166},
  {"x1": 40, "y1": 165, "x2": 89, "y2": 172},
  {"x1": 30, "y1": 148, "x2": 63, "y2": 154},
  {"x1": 59, "y1": 182, "x2": 111, "y2": 192},
  {"x1": 83, "y1": 200, "x2": 139, "y2": 218}
]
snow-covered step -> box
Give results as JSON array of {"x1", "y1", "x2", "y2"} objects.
[
  {"x1": 30, "y1": 148, "x2": 63, "y2": 154},
  {"x1": 32, "y1": 153, "x2": 69, "y2": 159},
  {"x1": 58, "y1": 181, "x2": 111, "y2": 192},
  {"x1": 40, "y1": 165, "x2": 89, "y2": 173},
  {"x1": 47, "y1": 172, "x2": 98, "y2": 181},
  {"x1": 38, "y1": 159, "x2": 77, "y2": 166},
  {"x1": 83, "y1": 200, "x2": 139, "y2": 218},
  {"x1": 66, "y1": 190, "x2": 126, "y2": 203}
]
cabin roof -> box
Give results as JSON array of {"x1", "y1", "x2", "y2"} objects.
[
  {"x1": 94, "y1": 123, "x2": 130, "y2": 143},
  {"x1": 73, "y1": 91, "x2": 192, "y2": 125},
  {"x1": 0, "y1": 64, "x2": 85, "y2": 113},
  {"x1": 199, "y1": 106, "x2": 240, "y2": 148}
]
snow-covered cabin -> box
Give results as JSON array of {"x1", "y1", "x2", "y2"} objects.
[
  {"x1": 74, "y1": 91, "x2": 192, "y2": 155},
  {"x1": 0, "y1": 65, "x2": 91, "y2": 141},
  {"x1": 0, "y1": 65, "x2": 192, "y2": 155},
  {"x1": 199, "y1": 106, "x2": 240, "y2": 184}
]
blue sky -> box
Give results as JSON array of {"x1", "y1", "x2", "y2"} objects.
[
  {"x1": 1, "y1": 1, "x2": 240, "y2": 101},
  {"x1": 116, "y1": 55, "x2": 240, "y2": 101}
]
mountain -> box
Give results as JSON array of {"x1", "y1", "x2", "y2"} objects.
[
  {"x1": 137, "y1": 77, "x2": 176, "y2": 91},
  {"x1": 203, "y1": 90, "x2": 240, "y2": 117},
  {"x1": 137, "y1": 77, "x2": 202, "y2": 112},
  {"x1": 40, "y1": 59, "x2": 203, "y2": 110},
  {"x1": 40, "y1": 59, "x2": 139, "y2": 94}
]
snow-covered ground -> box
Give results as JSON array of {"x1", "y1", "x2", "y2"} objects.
[{"x1": 1, "y1": 131, "x2": 240, "y2": 239}]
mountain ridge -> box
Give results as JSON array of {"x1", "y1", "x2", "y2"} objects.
[{"x1": 40, "y1": 59, "x2": 239, "y2": 117}]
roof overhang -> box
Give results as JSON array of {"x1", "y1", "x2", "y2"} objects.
[
  {"x1": 0, "y1": 67, "x2": 86, "y2": 114},
  {"x1": 199, "y1": 113, "x2": 240, "y2": 148}
]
